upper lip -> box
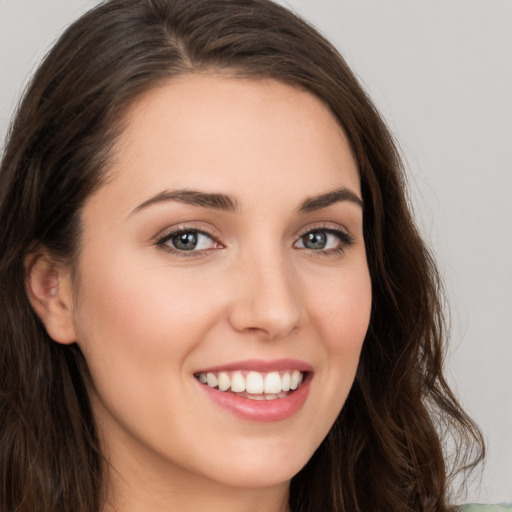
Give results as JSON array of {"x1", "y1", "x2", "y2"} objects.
[{"x1": 194, "y1": 358, "x2": 313, "y2": 374}]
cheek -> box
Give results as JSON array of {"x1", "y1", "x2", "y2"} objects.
[
  {"x1": 309, "y1": 263, "x2": 372, "y2": 350},
  {"x1": 283, "y1": 261, "x2": 371, "y2": 456},
  {"x1": 305, "y1": 262, "x2": 371, "y2": 400},
  {"x1": 72, "y1": 252, "x2": 222, "y2": 392},
  {"x1": 71, "y1": 254, "x2": 227, "y2": 455}
]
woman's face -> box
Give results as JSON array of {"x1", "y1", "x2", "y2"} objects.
[{"x1": 68, "y1": 75, "x2": 371, "y2": 493}]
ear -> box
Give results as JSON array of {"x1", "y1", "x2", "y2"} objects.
[{"x1": 25, "y1": 251, "x2": 77, "y2": 344}]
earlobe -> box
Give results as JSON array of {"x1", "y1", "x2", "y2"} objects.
[{"x1": 24, "y1": 251, "x2": 77, "y2": 345}]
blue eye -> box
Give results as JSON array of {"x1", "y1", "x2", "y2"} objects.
[
  {"x1": 158, "y1": 230, "x2": 218, "y2": 252},
  {"x1": 301, "y1": 231, "x2": 330, "y2": 250},
  {"x1": 294, "y1": 228, "x2": 353, "y2": 253}
]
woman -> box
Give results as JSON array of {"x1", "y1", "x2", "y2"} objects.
[{"x1": 0, "y1": 0, "x2": 488, "y2": 510}]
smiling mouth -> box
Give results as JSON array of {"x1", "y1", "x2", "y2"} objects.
[{"x1": 194, "y1": 370, "x2": 305, "y2": 401}]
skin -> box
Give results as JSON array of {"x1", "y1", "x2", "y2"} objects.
[{"x1": 29, "y1": 75, "x2": 372, "y2": 512}]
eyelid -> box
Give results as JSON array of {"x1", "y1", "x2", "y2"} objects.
[
  {"x1": 296, "y1": 222, "x2": 353, "y2": 240},
  {"x1": 154, "y1": 222, "x2": 220, "y2": 243},
  {"x1": 154, "y1": 224, "x2": 224, "y2": 256},
  {"x1": 294, "y1": 222, "x2": 355, "y2": 252}
]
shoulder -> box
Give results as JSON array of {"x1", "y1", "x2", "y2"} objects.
[{"x1": 457, "y1": 505, "x2": 512, "y2": 512}]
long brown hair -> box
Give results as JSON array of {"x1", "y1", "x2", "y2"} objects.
[{"x1": 0, "y1": 1, "x2": 483, "y2": 510}]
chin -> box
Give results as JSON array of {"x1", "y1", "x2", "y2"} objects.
[
  {"x1": 195, "y1": 439, "x2": 315, "y2": 490},
  {"x1": 210, "y1": 463, "x2": 302, "y2": 490}
]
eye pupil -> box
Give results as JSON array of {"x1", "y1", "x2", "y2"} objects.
[
  {"x1": 303, "y1": 231, "x2": 327, "y2": 249},
  {"x1": 172, "y1": 232, "x2": 198, "y2": 250}
]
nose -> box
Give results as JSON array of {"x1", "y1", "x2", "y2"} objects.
[{"x1": 227, "y1": 250, "x2": 302, "y2": 341}]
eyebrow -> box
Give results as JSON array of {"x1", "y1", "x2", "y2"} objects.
[
  {"x1": 129, "y1": 185, "x2": 363, "y2": 217},
  {"x1": 297, "y1": 187, "x2": 363, "y2": 213},
  {"x1": 129, "y1": 189, "x2": 239, "y2": 216}
]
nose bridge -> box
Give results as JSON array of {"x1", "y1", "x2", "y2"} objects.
[{"x1": 228, "y1": 241, "x2": 301, "y2": 340}]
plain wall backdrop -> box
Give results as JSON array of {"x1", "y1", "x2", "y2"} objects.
[{"x1": 1, "y1": 0, "x2": 511, "y2": 504}]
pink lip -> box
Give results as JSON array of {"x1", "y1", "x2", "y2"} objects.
[
  {"x1": 195, "y1": 358, "x2": 313, "y2": 374},
  {"x1": 194, "y1": 359, "x2": 313, "y2": 423}
]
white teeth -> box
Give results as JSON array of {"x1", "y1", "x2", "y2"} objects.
[
  {"x1": 290, "y1": 370, "x2": 302, "y2": 390},
  {"x1": 246, "y1": 371, "x2": 264, "y2": 394},
  {"x1": 231, "y1": 371, "x2": 246, "y2": 392},
  {"x1": 206, "y1": 372, "x2": 218, "y2": 388},
  {"x1": 196, "y1": 369, "x2": 306, "y2": 396},
  {"x1": 264, "y1": 372, "x2": 282, "y2": 394},
  {"x1": 218, "y1": 371, "x2": 230, "y2": 392},
  {"x1": 281, "y1": 372, "x2": 291, "y2": 391}
]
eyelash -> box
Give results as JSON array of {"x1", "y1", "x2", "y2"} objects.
[
  {"x1": 155, "y1": 223, "x2": 355, "y2": 258},
  {"x1": 295, "y1": 223, "x2": 355, "y2": 256},
  {"x1": 155, "y1": 226, "x2": 221, "y2": 258}
]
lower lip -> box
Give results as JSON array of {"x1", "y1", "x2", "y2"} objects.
[{"x1": 196, "y1": 374, "x2": 312, "y2": 423}]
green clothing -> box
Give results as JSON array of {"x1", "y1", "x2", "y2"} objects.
[{"x1": 458, "y1": 505, "x2": 512, "y2": 512}]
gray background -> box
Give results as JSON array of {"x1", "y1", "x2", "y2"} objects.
[{"x1": 1, "y1": 0, "x2": 510, "y2": 504}]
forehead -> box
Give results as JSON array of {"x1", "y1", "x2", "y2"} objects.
[{"x1": 94, "y1": 74, "x2": 360, "y2": 214}]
